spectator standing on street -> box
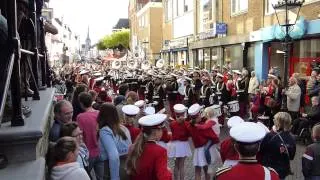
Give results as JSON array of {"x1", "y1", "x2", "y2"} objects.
[
  {"x1": 60, "y1": 122, "x2": 90, "y2": 175},
  {"x1": 72, "y1": 84, "x2": 88, "y2": 121},
  {"x1": 98, "y1": 103, "x2": 132, "y2": 180},
  {"x1": 76, "y1": 92, "x2": 103, "y2": 180},
  {"x1": 248, "y1": 71, "x2": 259, "y2": 99},
  {"x1": 49, "y1": 100, "x2": 73, "y2": 142},
  {"x1": 49, "y1": 137, "x2": 90, "y2": 180},
  {"x1": 260, "y1": 112, "x2": 296, "y2": 180},
  {"x1": 302, "y1": 124, "x2": 320, "y2": 180},
  {"x1": 284, "y1": 77, "x2": 301, "y2": 120}
]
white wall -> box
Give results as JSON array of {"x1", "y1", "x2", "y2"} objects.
[{"x1": 173, "y1": 12, "x2": 194, "y2": 38}]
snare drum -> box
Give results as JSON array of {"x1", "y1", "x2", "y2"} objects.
[
  {"x1": 227, "y1": 101, "x2": 240, "y2": 112},
  {"x1": 211, "y1": 105, "x2": 222, "y2": 117},
  {"x1": 258, "y1": 116, "x2": 269, "y2": 122},
  {"x1": 216, "y1": 92, "x2": 222, "y2": 100}
]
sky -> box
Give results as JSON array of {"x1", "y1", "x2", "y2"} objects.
[{"x1": 49, "y1": 0, "x2": 129, "y2": 44}]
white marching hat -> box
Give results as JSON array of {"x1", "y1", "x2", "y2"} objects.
[
  {"x1": 227, "y1": 116, "x2": 244, "y2": 128},
  {"x1": 217, "y1": 73, "x2": 224, "y2": 78},
  {"x1": 268, "y1": 74, "x2": 277, "y2": 79},
  {"x1": 232, "y1": 70, "x2": 242, "y2": 75},
  {"x1": 188, "y1": 104, "x2": 203, "y2": 116},
  {"x1": 122, "y1": 105, "x2": 140, "y2": 116},
  {"x1": 138, "y1": 114, "x2": 167, "y2": 129},
  {"x1": 144, "y1": 106, "x2": 155, "y2": 115},
  {"x1": 174, "y1": 104, "x2": 187, "y2": 114},
  {"x1": 230, "y1": 122, "x2": 267, "y2": 143},
  {"x1": 79, "y1": 70, "x2": 89, "y2": 75},
  {"x1": 95, "y1": 77, "x2": 104, "y2": 82},
  {"x1": 93, "y1": 72, "x2": 102, "y2": 77},
  {"x1": 134, "y1": 100, "x2": 145, "y2": 108}
]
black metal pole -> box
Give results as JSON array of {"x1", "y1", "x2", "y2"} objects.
[
  {"x1": 8, "y1": 0, "x2": 24, "y2": 126},
  {"x1": 281, "y1": 2, "x2": 289, "y2": 111}
]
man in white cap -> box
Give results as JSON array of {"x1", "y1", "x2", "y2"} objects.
[
  {"x1": 220, "y1": 116, "x2": 244, "y2": 167},
  {"x1": 215, "y1": 122, "x2": 279, "y2": 180}
]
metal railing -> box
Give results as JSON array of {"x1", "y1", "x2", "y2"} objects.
[{"x1": 0, "y1": 0, "x2": 51, "y2": 126}]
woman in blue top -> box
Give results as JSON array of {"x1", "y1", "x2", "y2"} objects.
[{"x1": 98, "y1": 103, "x2": 132, "y2": 180}]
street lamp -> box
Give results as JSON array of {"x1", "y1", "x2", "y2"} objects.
[{"x1": 272, "y1": 0, "x2": 304, "y2": 111}]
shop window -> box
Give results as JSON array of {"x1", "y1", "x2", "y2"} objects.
[
  {"x1": 198, "y1": 49, "x2": 204, "y2": 68},
  {"x1": 211, "y1": 47, "x2": 219, "y2": 68},
  {"x1": 247, "y1": 45, "x2": 255, "y2": 71},
  {"x1": 223, "y1": 45, "x2": 243, "y2": 70},
  {"x1": 231, "y1": 0, "x2": 248, "y2": 16},
  {"x1": 204, "y1": 48, "x2": 211, "y2": 71}
]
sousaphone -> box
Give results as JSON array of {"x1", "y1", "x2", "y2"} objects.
[
  {"x1": 156, "y1": 59, "x2": 165, "y2": 69},
  {"x1": 127, "y1": 59, "x2": 138, "y2": 70},
  {"x1": 141, "y1": 60, "x2": 151, "y2": 70},
  {"x1": 111, "y1": 61, "x2": 121, "y2": 70}
]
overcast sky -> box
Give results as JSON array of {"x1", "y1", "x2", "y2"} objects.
[{"x1": 49, "y1": 0, "x2": 129, "y2": 44}]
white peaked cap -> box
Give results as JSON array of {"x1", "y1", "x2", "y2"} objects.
[
  {"x1": 122, "y1": 105, "x2": 140, "y2": 116},
  {"x1": 188, "y1": 104, "x2": 203, "y2": 116},
  {"x1": 230, "y1": 122, "x2": 267, "y2": 143},
  {"x1": 257, "y1": 122, "x2": 270, "y2": 133},
  {"x1": 217, "y1": 73, "x2": 224, "y2": 78},
  {"x1": 134, "y1": 100, "x2": 145, "y2": 108},
  {"x1": 185, "y1": 77, "x2": 192, "y2": 81},
  {"x1": 227, "y1": 116, "x2": 244, "y2": 128},
  {"x1": 174, "y1": 104, "x2": 187, "y2": 113},
  {"x1": 144, "y1": 107, "x2": 155, "y2": 115},
  {"x1": 95, "y1": 77, "x2": 104, "y2": 82},
  {"x1": 79, "y1": 70, "x2": 89, "y2": 75},
  {"x1": 94, "y1": 72, "x2": 102, "y2": 76},
  {"x1": 232, "y1": 70, "x2": 242, "y2": 75},
  {"x1": 138, "y1": 114, "x2": 167, "y2": 127}
]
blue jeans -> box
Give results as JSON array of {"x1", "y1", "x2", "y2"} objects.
[{"x1": 89, "y1": 156, "x2": 104, "y2": 180}]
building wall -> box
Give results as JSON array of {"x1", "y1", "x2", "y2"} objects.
[
  {"x1": 263, "y1": 1, "x2": 320, "y2": 27},
  {"x1": 222, "y1": 0, "x2": 263, "y2": 36},
  {"x1": 150, "y1": 7, "x2": 163, "y2": 59}
]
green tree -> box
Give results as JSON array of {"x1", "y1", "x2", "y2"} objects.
[{"x1": 97, "y1": 30, "x2": 130, "y2": 50}]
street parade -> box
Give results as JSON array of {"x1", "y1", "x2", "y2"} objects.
[{"x1": 1, "y1": 0, "x2": 320, "y2": 180}]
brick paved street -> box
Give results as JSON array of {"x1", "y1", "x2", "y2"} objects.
[{"x1": 168, "y1": 126, "x2": 307, "y2": 180}]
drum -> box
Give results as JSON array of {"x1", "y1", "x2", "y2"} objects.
[
  {"x1": 209, "y1": 95, "x2": 215, "y2": 105},
  {"x1": 258, "y1": 116, "x2": 269, "y2": 122},
  {"x1": 216, "y1": 92, "x2": 222, "y2": 100},
  {"x1": 211, "y1": 105, "x2": 222, "y2": 117},
  {"x1": 227, "y1": 101, "x2": 240, "y2": 112}
]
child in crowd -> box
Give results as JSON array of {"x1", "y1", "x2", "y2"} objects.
[
  {"x1": 187, "y1": 104, "x2": 220, "y2": 180},
  {"x1": 302, "y1": 124, "x2": 320, "y2": 180},
  {"x1": 169, "y1": 104, "x2": 192, "y2": 180}
]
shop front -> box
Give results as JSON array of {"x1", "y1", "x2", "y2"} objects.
[{"x1": 256, "y1": 18, "x2": 320, "y2": 81}]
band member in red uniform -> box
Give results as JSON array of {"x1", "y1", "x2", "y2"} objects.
[
  {"x1": 169, "y1": 104, "x2": 192, "y2": 180},
  {"x1": 122, "y1": 105, "x2": 141, "y2": 143},
  {"x1": 220, "y1": 116, "x2": 244, "y2": 167},
  {"x1": 215, "y1": 122, "x2": 279, "y2": 180},
  {"x1": 216, "y1": 73, "x2": 230, "y2": 125},
  {"x1": 126, "y1": 114, "x2": 172, "y2": 180},
  {"x1": 186, "y1": 104, "x2": 220, "y2": 180}
]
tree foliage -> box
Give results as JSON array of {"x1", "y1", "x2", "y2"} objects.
[{"x1": 97, "y1": 30, "x2": 130, "y2": 50}]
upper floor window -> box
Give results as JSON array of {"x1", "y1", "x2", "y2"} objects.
[
  {"x1": 231, "y1": 0, "x2": 248, "y2": 16},
  {"x1": 265, "y1": 0, "x2": 279, "y2": 15}
]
